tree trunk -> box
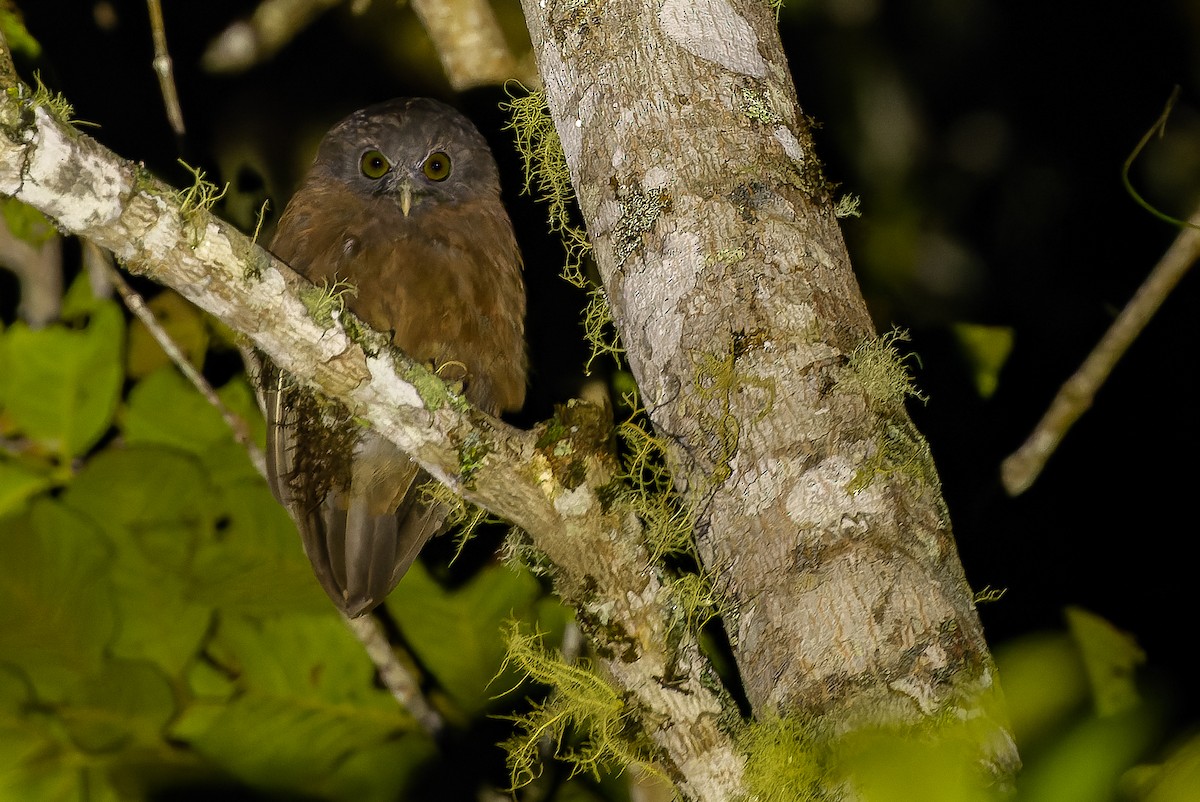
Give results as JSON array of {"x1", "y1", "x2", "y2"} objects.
[{"x1": 520, "y1": 0, "x2": 1018, "y2": 779}]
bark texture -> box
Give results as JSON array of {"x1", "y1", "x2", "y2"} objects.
[{"x1": 520, "y1": 0, "x2": 1017, "y2": 772}]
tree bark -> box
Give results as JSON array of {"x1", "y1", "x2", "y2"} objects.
[{"x1": 519, "y1": 0, "x2": 1017, "y2": 777}]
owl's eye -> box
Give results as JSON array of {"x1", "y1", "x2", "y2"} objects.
[
  {"x1": 422, "y1": 151, "x2": 452, "y2": 181},
  {"x1": 360, "y1": 150, "x2": 391, "y2": 179}
]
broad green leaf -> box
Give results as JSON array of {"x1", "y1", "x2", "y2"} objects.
[
  {"x1": 993, "y1": 632, "x2": 1087, "y2": 747},
  {"x1": 62, "y1": 446, "x2": 218, "y2": 675},
  {"x1": 839, "y1": 726, "x2": 1000, "y2": 802},
  {"x1": 386, "y1": 561, "x2": 544, "y2": 714},
  {"x1": 1130, "y1": 732, "x2": 1200, "y2": 802},
  {"x1": 0, "y1": 10, "x2": 42, "y2": 59},
  {"x1": 188, "y1": 482, "x2": 329, "y2": 617},
  {"x1": 63, "y1": 445, "x2": 217, "y2": 570},
  {"x1": 0, "y1": 198, "x2": 53, "y2": 244},
  {"x1": 951, "y1": 323, "x2": 1014, "y2": 399},
  {"x1": 1019, "y1": 708, "x2": 1155, "y2": 802},
  {"x1": 0, "y1": 458, "x2": 54, "y2": 517},
  {"x1": 1065, "y1": 606, "x2": 1145, "y2": 717},
  {"x1": 59, "y1": 659, "x2": 176, "y2": 754},
  {"x1": 125, "y1": 290, "x2": 210, "y2": 378},
  {"x1": 0, "y1": 499, "x2": 116, "y2": 700},
  {"x1": 122, "y1": 368, "x2": 263, "y2": 487},
  {"x1": 172, "y1": 614, "x2": 416, "y2": 799},
  {"x1": 0, "y1": 301, "x2": 123, "y2": 457}
]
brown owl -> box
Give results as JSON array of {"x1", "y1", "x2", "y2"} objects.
[{"x1": 262, "y1": 98, "x2": 526, "y2": 616}]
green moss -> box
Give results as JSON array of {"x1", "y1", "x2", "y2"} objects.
[
  {"x1": 456, "y1": 429, "x2": 490, "y2": 489},
  {"x1": 498, "y1": 623, "x2": 660, "y2": 789},
  {"x1": 296, "y1": 276, "x2": 357, "y2": 329},
  {"x1": 29, "y1": 72, "x2": 86, "y2": 128},
  {"x1": 842, "y1": 328, "x2": 927, "y2": 412},
  {"x1": 736, "y1": 715, "x2": 834, "y2": 802},
  {"x1": 340, "y1": 312, "x2": 389, "y2": 359},
  {"x1": 690, "y1": 338, "x2": 776, "y2": 491},
  {"x1": 502, "y1": 84, "x2": 592, "y2": 287}
]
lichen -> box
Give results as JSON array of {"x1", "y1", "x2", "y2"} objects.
[
  {"x1": 741, "y1": 86, "x2": 785, "y2": 126},
  {"x1": 297, "y1": 275, "x2": 357, "y2": 329},
  {"x1": 841, "y1": 328, "x2": 927, "y2": 412},
  {"x1": 834, "y1": 193, "x2": 862, "y2": 219},
  {"x1": 417, "y1": 479, "x2": 492, "y2": 560},
  {"x1": 497, "y1": 623, "x2": 659, "y2": 789},
  {"x1": 582, "y1": 285, "x2": 623, "y2": 374},
  {"x1": 613, "y1": 185, "x2": 671, "y2": 268},
  {"x1": 501, "y1": 84, "x2": 592, "y2": 287}
]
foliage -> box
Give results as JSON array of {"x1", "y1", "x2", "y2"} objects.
[{"x1": 0, "y1": 275, "x2": 564, "y2": 800}]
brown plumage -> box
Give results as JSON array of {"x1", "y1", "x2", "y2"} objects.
[{"x1": 263, "y1": 98, "x2": 526, "y2": 616}]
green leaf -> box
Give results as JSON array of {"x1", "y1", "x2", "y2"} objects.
[
  {"x1": 1019, "y1": 708, "x2": 1155, "y2": 802},
  {"x1": 172, "y1": 614, "x2": 419, "y2": 800},
  {"x1": 125, "y1": 290, "x2": 210, "y2": 379},
  {"x1": 1065, "y1": 606, "x2": 1146, "y2": 717},
  {"x1": 0, "y1": 301, "x2": 124, "y2": 457},
  {"x1": 0, "y1": 197, "x2": 54, "y2": 244},
  {"x1": 0, "y1": 499, "x2": 117, "y2": 700},
  {"x1": 59, "y1": 659, "x2": 176, "y2": 754},
  {"x1": 386, "y1": 561, "x2": 544, "y2": 714},
  {"x1": 951, "y1": 323, "x2": 1014, "y2": 399},
  {"x1": 188, "y1": 482, "x2": 330, "y2": 617},
  {"x1": 993, "y1": 632, "x2": 1087, "y2": 747},
  {"x1": 63, "y1": 445, "x2": 217, "y2": 571},
  {"x1": 122, "y1": 368, "x2": 264, "y2": 487},
  {"x1": 62, "y1": 446, "x2": 218, "y2": 675},
  {"x1": 0, "y1": 10, "x2": 42, "y2": 58},
  {"x1": 0, "y1": 457, "x2": 54, "y2": 517}
]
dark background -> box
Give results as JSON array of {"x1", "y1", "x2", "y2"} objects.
[{"x1": 9, "y1": 0, "x2": 1200, "y2": 745}]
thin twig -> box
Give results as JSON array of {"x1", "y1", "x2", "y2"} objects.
[
  {"x1": 343, "y1": 613, "x2": 445, "y2": 736},
  {"x1": 89, "y1": 243, "x2": 268, "y2": 477},
  {"x1": 1000, "y1": 200, "x2": 1200, "y2": 495},
  {"x1": 146, "y1": 0, "x2": 186, "y2": 136}
]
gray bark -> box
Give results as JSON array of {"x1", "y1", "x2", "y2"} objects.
[{"x1": 520, "y1": 0, "x2": 1017, "y2": 777}]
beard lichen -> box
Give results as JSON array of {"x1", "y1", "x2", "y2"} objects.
[
  {"x1": 497, "y1": 623, "x2": 661, "y2": 790},
  {"x1": 501, "y1": 84, "x2": 592, "y2": 287}
]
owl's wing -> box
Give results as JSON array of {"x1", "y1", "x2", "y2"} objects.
[{"x1": 263, "y1": 361, "x2": 446, "y2": 616}]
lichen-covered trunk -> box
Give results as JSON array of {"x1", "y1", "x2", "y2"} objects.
[{"x1": 521, "y1": 0, "x2": 1018, "y2": 781}]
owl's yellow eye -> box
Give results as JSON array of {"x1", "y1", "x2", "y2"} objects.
[
  {"x1": 360, "y1": 150, "x2": 391, "y2": 179},
  {"x1": 422, "y1": 151, "x2": 452, "y2": 181}
]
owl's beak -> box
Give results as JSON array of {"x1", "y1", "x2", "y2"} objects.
[{"x1": 398, "y1": 182, "x2": 414, "y2": 217}]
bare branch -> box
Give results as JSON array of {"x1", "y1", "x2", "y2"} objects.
[
  {"x1": 145, "y1": 0, "x2": 186, "y2": 136},
  {"x1": 1001, "y1": 201, "x2": 1200, "y2": 495},
  {"x1": 410, "y1": 0, "x2": 523, "y2": 90},
  {"x1": 343, "y1": 613, "x2": 445, "y2": 736}
]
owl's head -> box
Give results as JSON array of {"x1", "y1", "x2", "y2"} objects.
[{"x1": 310, "y1": 97, "x2": 503, "y2": 216}]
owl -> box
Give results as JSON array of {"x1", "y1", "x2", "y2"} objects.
[{"x1": 263, "y1": 98, "x2": 526, "y2": 616}]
